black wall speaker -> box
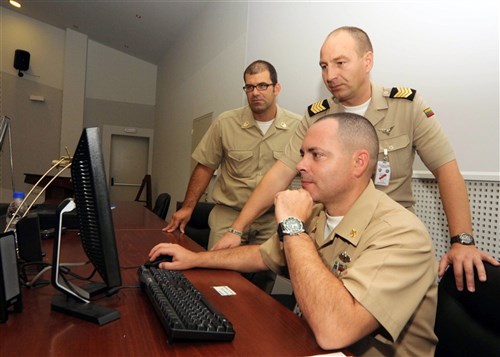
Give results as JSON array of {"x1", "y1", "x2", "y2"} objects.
[
  {"x1": 13, "y1": 49, "x2": 30, "y2": 77},
  {"x1": 16, "y1": 214, "x2": 43, "y2": 264},
  {"x1": 0, "y1": 231, "x2": 23, "y2": 323}
]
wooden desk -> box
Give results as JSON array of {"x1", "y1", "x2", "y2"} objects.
[
  {"x1": 0, "y1": 204, "x2": 329, "y2": 356},
  {"x1": 112, "y1": 201, "x2": 167, "y2": 230}
]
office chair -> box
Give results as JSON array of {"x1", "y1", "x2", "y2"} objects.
[
  {"x1": 434, "y1": 262, "x2": 500, "y2": 356},
  {"x1": 176, "y1": 201, "x2": 215, "y2": 249},
  {"x1": 152, "y1": 193, "x2": 171, "y2": 220}
]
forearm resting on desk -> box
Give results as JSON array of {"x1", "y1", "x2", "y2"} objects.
[{"x1": 150, "y1": 242, "x2": 268, "y2": 273}]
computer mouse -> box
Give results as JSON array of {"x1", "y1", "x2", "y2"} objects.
[{"x1": 144, "y1": 254, "x2": 172, "y2": 268}]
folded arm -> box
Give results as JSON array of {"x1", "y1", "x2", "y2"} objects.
[{"x1": 274, "y1": 188, "x2": 379, "y2": 350}]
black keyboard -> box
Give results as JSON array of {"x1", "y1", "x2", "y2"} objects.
[{"x1": 138, "y1": 265, "x2": 235, "y2": 343}]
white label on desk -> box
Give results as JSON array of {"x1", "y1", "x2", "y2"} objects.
[{"x1": 213, "y1": 286, "x2": 236, "y2": 296}]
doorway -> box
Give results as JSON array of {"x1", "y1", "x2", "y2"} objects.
[{"x1": 102, "y1": 125, "x2": 154, "y2": 202}]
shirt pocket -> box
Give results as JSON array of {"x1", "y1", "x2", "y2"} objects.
[
  {"x1": 273, "y1": 150, "x2": 284, "y2": 160},
  {"x1": 378, "y1": 135, "x2": 412, "y2": 178},
  {"x1": 226, "y1": 150, "x2": 254, "y2": 178}
]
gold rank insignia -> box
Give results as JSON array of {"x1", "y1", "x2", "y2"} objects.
[
  {"x1": 307, "y1": 99, "x2": 330, "y2": 117},
  {"x1": 388, "y1": 87, "x2": 416, "y2": 101}
]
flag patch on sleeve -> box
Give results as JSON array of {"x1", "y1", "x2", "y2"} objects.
[{"x1": 424, "y1": 107, "x2": 434, "y2": 118}]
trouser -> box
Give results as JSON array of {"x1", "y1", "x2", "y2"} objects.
[
  {"x1": 207, "y1": 204, "x2": 277, "y2": 293},
  {"x1": 207, "y1": 204, "x2": 276, "y2": 249}
]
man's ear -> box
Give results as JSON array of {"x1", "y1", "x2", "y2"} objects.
[
  {"x1": 364, "y1": 51, "x2": 374, "y2": 73},
  {"x1": 353, "y1": 149, "x2": 370, "y2": 178},
  {"x1": 273, "y1": 82, "x2": 282, "y2": 96}
]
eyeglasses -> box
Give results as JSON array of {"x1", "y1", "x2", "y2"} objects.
[{"x1": 243, "y1": 82, "x2": 275, "y2": 93}]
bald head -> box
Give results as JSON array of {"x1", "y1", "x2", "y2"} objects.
[{"x1": 324, "y1": 26, "x2": 373, "y2": 57}]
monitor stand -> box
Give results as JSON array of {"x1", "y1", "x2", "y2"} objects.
[
  {"x1": 51, "y1": 294, "x2": 120, "y2": 325},
  {"x1": 50, "y1": 198, "x2": 120, "y2": 325}
]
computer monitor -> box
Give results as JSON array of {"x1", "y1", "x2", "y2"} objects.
[{"x1": 51, "y1": 127, "x2": 122, "y2": 325}]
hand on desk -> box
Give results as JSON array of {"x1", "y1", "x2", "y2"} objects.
[
  {"x1": 438, "y1": 244, "x2": 500, "y2": 292},
  {"x1": 163, "y1": 206, "x2": 193, "y2": 233}
]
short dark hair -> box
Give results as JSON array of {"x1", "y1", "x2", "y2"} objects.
[
  {"x1": 317, "y1": 113, "x2": 379, "y2": 174},
  {"x1": 244, "y1": 60, "x2": 278, "y2": 84}
]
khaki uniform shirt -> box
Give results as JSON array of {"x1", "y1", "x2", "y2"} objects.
[
  {"x1": 281, "y1": 83, "x2": 456, "y2": 208},
  {"x1": 260, "y1": 181, "x2": 438, "y2": 356},
  {"x1": 193, "y1": 105, "x2": 301, "y2": 210}
]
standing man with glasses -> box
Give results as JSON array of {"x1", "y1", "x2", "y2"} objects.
[{"x1": 165, "y1": 60, "x2": 301, "y2": 262}]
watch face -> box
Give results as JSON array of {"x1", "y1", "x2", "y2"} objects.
[
  {"x1": 459, "y1": 233, "x2": 474, "y2": 244},
  {"x1": 283, "y1": 217, "x2": 304, "y2": 234},
  {"x1": 451, "y1": 233, "x2": 475, "y2": 245}
]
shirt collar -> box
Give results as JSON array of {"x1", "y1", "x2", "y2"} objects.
[{"x1": 315, "y1": 181, "x2": 380, "y2": 247}]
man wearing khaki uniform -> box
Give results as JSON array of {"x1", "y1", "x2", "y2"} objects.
[
  {"x1": 150, "y1": 113, "x2": 438, "y2": 355},
  {"x1": 165, "y1": 60, "x2": 300, "y2": 251},
  {"x1": 196, "y1": 104, "x2": 300, "y2": 248}
]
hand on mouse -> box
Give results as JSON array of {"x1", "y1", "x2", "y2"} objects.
[{"x1": 148, "y1": 243, "x2": 199, "y2": 270}]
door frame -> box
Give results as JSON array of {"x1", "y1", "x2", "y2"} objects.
[{"x1": 102, "y1": 125, "x2": 154, "y2": 188}]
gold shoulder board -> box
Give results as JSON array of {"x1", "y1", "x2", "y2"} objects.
[
  {"x1": 388, "y1": 87, "x2": 416, "y2": 101},
  {"x1": 307, "y1": 99, "x2": 330, "y2": 117}
]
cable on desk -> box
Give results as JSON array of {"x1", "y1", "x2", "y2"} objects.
[
  {"x1": 19, "y1": 261, "x2": 51, "y2": 288},
  {"x1": 19, "y1": 260, "x2": 91, "y2": 289}
]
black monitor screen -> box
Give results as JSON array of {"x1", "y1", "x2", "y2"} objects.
[{"x1": 71, "y1": 127, "x2": 121, "y2": 293}]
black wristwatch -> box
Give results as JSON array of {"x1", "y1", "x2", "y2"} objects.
[
  {"x1": 277, "y1": 217, "x2": 305, "y2": 241},
  {"x1": 450, "y1": 233, "x2": 475, "y2": 245}
]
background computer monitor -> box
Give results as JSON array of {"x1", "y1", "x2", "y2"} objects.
[{"x1": 51, "y1": 127, "x2": 122, "y2": 325}]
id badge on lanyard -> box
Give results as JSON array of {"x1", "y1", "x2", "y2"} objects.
[{"x1": 375, "y1": 148, "x2": 391, "y2": 186}]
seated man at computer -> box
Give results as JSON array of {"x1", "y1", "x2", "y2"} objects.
[{"x1": 149, "y1": 113, "x2": 438, "y2": 356}]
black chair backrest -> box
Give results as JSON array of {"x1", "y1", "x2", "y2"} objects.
[
  {"x1": 176, "y1": 201, "x2": 215, "y2": 249},
  {"x1": 152, "y1": 193, "x2": 171, "y2": 220},
  {"x1": 434, "y1": 262, "x2": 500, "y2": 356},
  {"x1": 176, "y1": 201, "x2": 215, "y2": 229}
]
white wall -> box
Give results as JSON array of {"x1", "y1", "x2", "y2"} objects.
[
  {"x1": 153, "y1": 2, "x2": 248, "y2": 205},
  {"x1": 246, "y1": 1, "x2": 499, "y2": 179},
  {"x1": 0, "y1": 7, "x2": 65, "y2": 89},
  {"x1": 86, "y1": 40, "x2": 157, "y2": 106},
  {"x1": 0, "y1": 7, "x2": 158, "y2": 201}
]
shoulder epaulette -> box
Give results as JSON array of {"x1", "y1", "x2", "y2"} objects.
[
  {"x1": 307, "y1": 99, "x2": 330, "y2": 117},
  {"x1": 387, "y1": 87, "x2": 416, "y2": 101}
]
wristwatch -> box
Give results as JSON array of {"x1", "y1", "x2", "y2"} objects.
[
  {"x1": 450, "y1": 232, "x2": 475, "y2": 245},
  {"x1": 277, "y1": 217, "x2": 305, "y2": 241}
]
